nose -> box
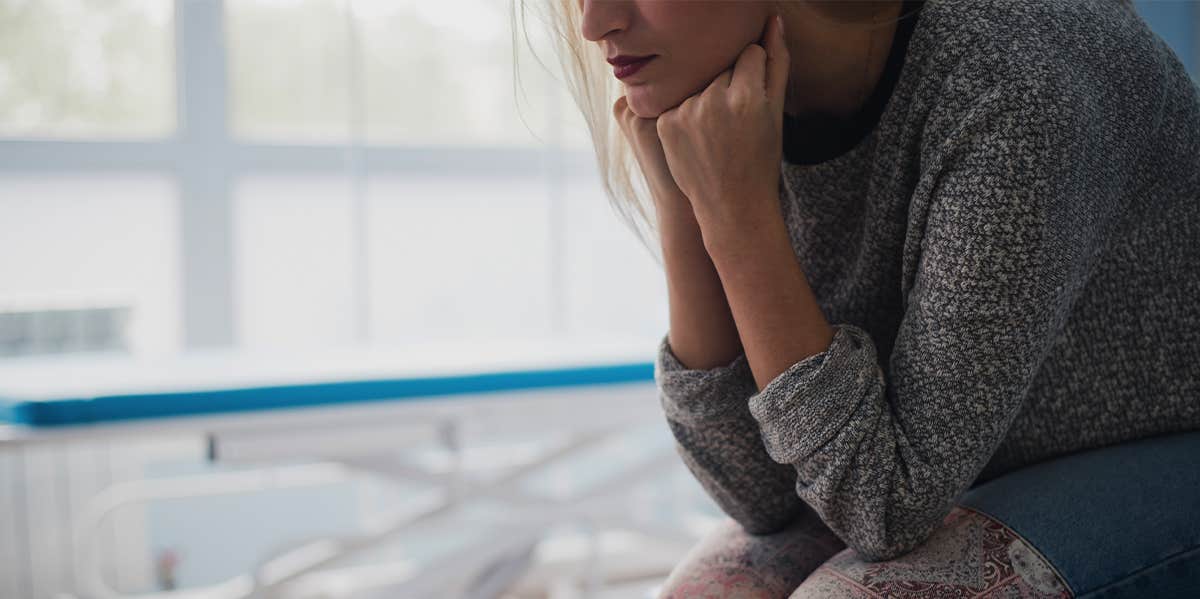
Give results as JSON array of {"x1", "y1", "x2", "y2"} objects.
[{"x1": 580, "y1": 0, "x2": 630, "y2": 43}]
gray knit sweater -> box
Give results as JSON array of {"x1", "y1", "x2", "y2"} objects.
[{"x1": 654, "y1": 0, "x2": 1200, "y2": 563}]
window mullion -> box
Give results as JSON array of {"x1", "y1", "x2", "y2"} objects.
[{"x1": 176, "y1": 0, "x2": 235, "y2": 349}]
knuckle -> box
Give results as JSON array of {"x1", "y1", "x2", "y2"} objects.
[
  {"x1": 728, "y1": 91, "x2": 748, "y2": 110},
  {"x1": 657, "y1": 114, "x2": 677, "y2": 136},
  {"x1": 612, "y1": 96, "x2": 628, "y2": 117}
]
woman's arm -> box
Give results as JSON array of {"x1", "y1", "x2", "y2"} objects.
[
  {"x1": 654, "y1": 190, "x2": 809, "y2": 535},
  {"x1": 698, "y1": 202, "x2": 836, "y2": 394},
  {"x1": 658, "y1": 198, "x2": 742, "y2": 371},
  {"x1": 611, "y1": 92, "x2": 810, "y2": 534},
  {"x1": 696, "y1": 60, "x2": 1132, "y2": 562}
]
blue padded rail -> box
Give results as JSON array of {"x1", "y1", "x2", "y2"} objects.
[{"x1": 0, "y1": 360, "x2": 655, "y2": 427}]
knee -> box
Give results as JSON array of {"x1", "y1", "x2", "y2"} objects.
[
  {"x1": 655, "y1": 565, "x2": 783, "y2": 599},
  {"x1": 787, "y1": 507, "x2": 980, "y2": 598},
  {"x1": 788, "y1": 505, "x2": 1070, "y2": 598},
  {"x1": 655, "y1": 515, "x2": 844, "y2": 599},
  {"x1": 656, "y1": 552, "x2": 793, "y2": 599},
  {"x1": 655, "y1": 519, "x2": 783, "y2": 599}
]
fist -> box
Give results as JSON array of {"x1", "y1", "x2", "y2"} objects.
[{"x1": 654, "y1": 14, "x2": 790, "y2": 228}]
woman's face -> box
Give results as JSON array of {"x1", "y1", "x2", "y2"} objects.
[{"x1": 579, "y1": 0, "x2": 774, "y2": 118}]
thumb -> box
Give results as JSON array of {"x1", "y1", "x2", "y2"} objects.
[
  {"x1": 764, "y1": 14, "x2": 790, "y2": 113},
  {"x1": 613, "y1": 95, "x2": 638, "y2": 141},
  {"x1": 613, "y1": 95, "x2": 630, "y2": 128}
]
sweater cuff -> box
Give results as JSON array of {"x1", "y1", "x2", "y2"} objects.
[
  {"x1": 747, "y1": 324, "x2": 885, "y2": 464},
  {"x1": 654, "y1": 332, "x2": 759, "y2": 425}
]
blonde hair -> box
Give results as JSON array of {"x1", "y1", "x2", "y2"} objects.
[
  {"x1": 510, "y1": 0, "x2": 1132, "y2": 265},
  {"x1": 512, "y1": 0, "x2": 664, "y2": 264}
]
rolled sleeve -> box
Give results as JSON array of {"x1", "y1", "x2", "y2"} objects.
[
  {"x1": 654, "y1": 332, "x2": 759, "y2": 425},
  {"x1": 653, "y1": 330, "x2": 808, "y2": 534},
  {"x1": 748, "y1": 324, "x2": 884, "y2": 465}
]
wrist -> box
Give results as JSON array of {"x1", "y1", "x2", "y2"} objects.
[
  {"x1": 655, "y1": 193, "x2": 700, "y2": 230},
  {"x1": 697, "y1": 194, "x2": 785, "y2": 262},
  {"x1": 649, "y1": 182, "x2": 691, "y2": 215}
]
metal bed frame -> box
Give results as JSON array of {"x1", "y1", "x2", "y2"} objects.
[{"x1": 0, "y1": 345, "x2": 706, "y2": 598}]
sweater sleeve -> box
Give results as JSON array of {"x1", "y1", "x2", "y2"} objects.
[
  {"x1": 654, "y1": 331, "x2": 808, "y2": 534},
  {"x1": 745, "y1": 60, "x2": 1133, "y2": 561}
]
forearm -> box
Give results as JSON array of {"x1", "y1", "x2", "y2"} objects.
[
  {"x1": 657, "y1": 199, "x2": 743, "y2": 371},
  {"x1": 698, "y1": 197, "x2": 835, "y2": 391},
  {"x1": 653, "y1": 195, "x2": 807, "y2": 535}
]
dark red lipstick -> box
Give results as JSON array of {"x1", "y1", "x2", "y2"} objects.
[{"x1": 607, "y1": 54, "x2": 656, "y2": 80}]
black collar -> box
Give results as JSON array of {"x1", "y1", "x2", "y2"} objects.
[{"x1": 782, "y1": 0, "x2": 924, "y2": 166}]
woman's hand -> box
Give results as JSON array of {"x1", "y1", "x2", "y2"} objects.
[
  {"x1": 612, "y1": 95, "x2": 691, "y2": 216},
  {"x1": 655, "y1": 14, "x2": 790, "y2": 239}
]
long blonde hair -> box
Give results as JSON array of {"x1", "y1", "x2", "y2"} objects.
[
  {"x1": 512, "y1": 0, "x2": 662, "y2": 264},
  {"x1": 510, "y1": 0, "x2": 1132, "y2": 265}
]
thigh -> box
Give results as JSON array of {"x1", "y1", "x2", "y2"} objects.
[
  {"x1": 957, "y1": 429, "x2": 1200, "y2": 598},
  {"x1": 657, "y1": 504, "x2": 846, "y2": 599},
  {"x1": 790, "y1": 430, "x2": 1200, "y2": 598}
]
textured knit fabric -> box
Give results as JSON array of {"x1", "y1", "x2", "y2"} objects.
[{"x1": 654, "y1": 0, "x2": 1200, "y2": 563}]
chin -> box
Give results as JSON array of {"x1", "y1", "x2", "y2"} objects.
[
  {"x1": 624, "y1": 83, "x2": 686, "y2": 119},
  {"x1": 624, "y1": 74, "x2": 711, "y2": 119},
  {"x1": 624, "y1": 87, "x2": 662, "y2": 119}
]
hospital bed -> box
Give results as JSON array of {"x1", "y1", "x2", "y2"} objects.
[{"x1": 0, "y1": 337, "x2": 699, "y2": 598}]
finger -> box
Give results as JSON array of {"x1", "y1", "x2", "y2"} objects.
[
  {"x1": 614, "y1": 96, "x2": 637, "y2": 138},
  {"x1": 655, "y1": 109, "x2": 671, "y2": 140},
  {"x1": 765, "y1": 14, "x2": 790, "y2": 109},
  {"x1": 729, "y1": 43, "x2": 767, "y2": 95},
  {"x1": 706, "y1": 67, "x2": 734, "y2": 96},
  {"x1": 613, "y1": 95, "x2": 628, "y2": 120}
]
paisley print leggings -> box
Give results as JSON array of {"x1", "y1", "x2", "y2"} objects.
[{"x1": 656, "y1": 430, "x2": 1200, "y2": 598}]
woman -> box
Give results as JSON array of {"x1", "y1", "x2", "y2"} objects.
[{"x1": 521, "y1": 0, "x2": 1200, "y2": 596}]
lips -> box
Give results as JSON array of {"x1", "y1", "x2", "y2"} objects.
[
  {"x1": 608, "y1": 55, "x2": 656, "y2": 80},
  {"x1": 607, "y1": 54, "x2": 655, "y2": 66}
]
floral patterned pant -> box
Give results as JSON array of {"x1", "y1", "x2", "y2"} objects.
[
  {"x1": 655, "y1": 504, "x2": 1065, "y2": 598},
  {"x1": 657, "y1": 430, "x2": 1200, "y2": 598}
]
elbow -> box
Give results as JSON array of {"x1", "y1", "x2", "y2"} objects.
[
  {"x1": 738, "y1": 519, "x2": 787, "y2": 536},
  {"x1": 733, "y1": 499, "x2": 808, "y2": 536},
  {"x1": 838, "y1": 507, "x2": 947, "y2": 563},
  {"x1": 849, "y1": 537, "x2": 922, "y2": 563}
]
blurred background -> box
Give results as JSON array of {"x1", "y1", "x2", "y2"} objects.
[{"x1": 0, "y1": 1, "x2": 1196, "y2": 598}]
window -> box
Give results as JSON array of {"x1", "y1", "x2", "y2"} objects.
[
  {"x1": 2, "y1": 0, "x2": 1194, "y2": 359},
  {"x1": 0, "y1": 0, "x2": 175, "y2": 138}
]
